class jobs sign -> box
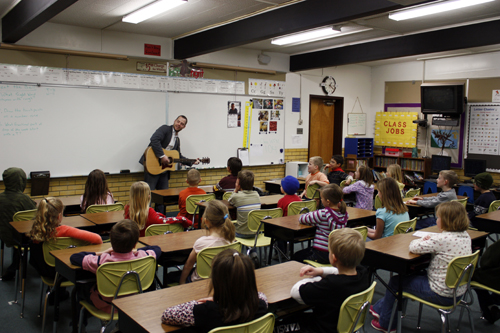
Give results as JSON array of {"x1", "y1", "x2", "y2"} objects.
[{"x1": 375, "y1": 112, "x2": 418, "y2": 148}]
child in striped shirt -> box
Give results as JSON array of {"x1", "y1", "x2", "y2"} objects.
[{"x1": 293, "y1": 184, "x2": 348, "y2": 264}]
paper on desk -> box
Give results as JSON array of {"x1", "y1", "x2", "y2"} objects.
[{"x1": 413, "y1": 231, "x2": 438, "y2": 238}]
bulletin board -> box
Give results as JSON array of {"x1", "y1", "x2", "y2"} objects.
[{"x1": 347, "y1": 113, "x2": 366, "y2": 135}]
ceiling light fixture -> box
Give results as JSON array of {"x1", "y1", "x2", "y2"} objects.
[
  {"x1": 271, "y1": 27, "x2": 371, "y2": 46},
  {"x1": 123, "y1": 0, "x2": 187, "y2": 24},
  {"x1": 389, "y1": 0, "x2": 495, "y2": 21}
]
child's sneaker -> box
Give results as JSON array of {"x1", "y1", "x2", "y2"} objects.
[
  {"x1": 371, "y1": 319, "x2": 396, "y2": 333},
  {"x1": 370, "y1": 305, "x2": 380, "y2": 320}
]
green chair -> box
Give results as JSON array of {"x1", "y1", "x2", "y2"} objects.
[
  {"x1": 207, "y1": 312, "x2": 275, "y2": 333},
  {"x1": 196, "y1": 242, "x2": 242, "y2": 279},
  {"x1": 470, "y1": 281, "x2": 500, "y2": 321},
  {"x1": 305, "y1": 183, "x2": 321, "y2": 199},
  {"x1": 488, "y1": 200, "x2": 500, "y2": 212},
  {"x1": 287, "y1": 200, "x2": 317, "y2": 216},
  {"x1": 85, "y1": 202, "x2": 124, "y2": 214},
  {"x1": 340, "y1": 179, "x2": 356, "y2": 189},
  {"x1": 145, "y1": 223, "x2": 184, "y2": 236},
  {"x1": 405, "y1": 188, "x2": 420, "y2": 198},
  {"x1": 78, "y1": 256, "x2": 156, "y2": 333},
  {"x1": 394, "y1": 250, "x2": 479, "y2": 333},
  {"x1": 40, "y1": 237, "x2": 90, "y2": 333},
  {"x1": 235, "y1": 208, "x2": 283, "y2": 267},
  {"x1": 453, "y1": 198, "x2": 468, "y2": 208},
  {"x1": 13, "y1": 209, "x2": 37, "y2": 221},
  {"x1": 393, "y1": 217, "x2": 417, "y2": 235},
  {"x1": 338, "y1": 281, "x2": 377, "y2": 333},
  {"x1": 374, "y1": 195, "x2": 382, "y2": 210},
  {"x1": 186, "y1": 193, "x2": 216, "y2": 228},
  {"x1": 222, "y1": 192, "x2": 233, "y2": 201}
]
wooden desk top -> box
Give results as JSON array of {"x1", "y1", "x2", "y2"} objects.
[
  {"x1": 112, "y1": 261, "x2": 305, "y2": 333},
  {"x1": 10, "y1": 215, "x2": 95, "y2": 235},
  {"x1": 34, "y1": 195, "x2": 81, "y2": 206},
  {"x1": 152, "y1": 186, "x2": 214, "y2": 197},
  {"x1": 81, "y1": 210, "x2": 125, "y2": 225},
  {"x1": 51, "y1": 243, "x2": 113, "y2": 270},
  {"x1": 476, "y1": 209, "x2": 500, "y2": 222},
  {"x1": 139, "y1": 229, "x2": 205, "y2": 252}
]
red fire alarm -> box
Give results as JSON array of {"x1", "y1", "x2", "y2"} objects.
[{"x1": 144, "y1": 44, "x2": 161, "y2": 56}]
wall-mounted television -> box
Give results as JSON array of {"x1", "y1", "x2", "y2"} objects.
[
  {"x1": 431, "y1": 155, "x2": 451, "y2": 174},
  {"x1": 464, "y1": 158, "x2": 487, "y2": 178},
  {"x1": 421, "y1": 83, "x2": 466, "y2": 115}
]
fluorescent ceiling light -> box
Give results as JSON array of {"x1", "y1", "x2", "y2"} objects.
[
  {"x1": 389, "y1": 0, "x2": 495, "y2": 21},
  {"x1": 123, "y1": 0, "x2": 187, "y2": 24},
  {"x1": 272, "y1": 27, "x2": 372, "y2": 46}
]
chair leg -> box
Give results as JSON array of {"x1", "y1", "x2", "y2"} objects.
[
  {"x1": 78, "y1": 307, "x2": 85, "y2": 333},
  {"x1": 38, "y1": 282, "x2": 45, "y2": 317},
  {"x1": 388, "y1": 300, "x2": 398, "y2": 333},
  {"x1": 466, "y1": 306, "x2": 475, "y2": 333},
  {"x1": 439, "y1": 312, "x2": 447, "y2": 333},
  {"x1": 42, "y1": 290, "x2": 51, "y2": 333},
  {"x1": 416, "y1": 303, "x2": 423, "y2": 329}
]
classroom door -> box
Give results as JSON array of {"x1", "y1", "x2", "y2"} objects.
[{"x1": 308, "y1": 95, "x2": 344, "y2": 162}]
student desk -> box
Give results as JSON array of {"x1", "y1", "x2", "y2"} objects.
[
  {"x1": 264, "y1": 179, "x2": 305, "y2": 194},
  {"x1": 362, "y1": 226, "x2": 488, "y2": 333},
  {"x1": 80, "y1": 210, "x2": 125, "y2": 231},
  {"x1": 151, "y1": 186, "x2": 214, "y2": 214},
  {"x1": 403, "y1": 193, "x2": 467, "y2": 218},
  {"x1": 474, "y1": 209, "x2": 500, "y2": 233},
  {"x1": 263, "y1": 207, "x2": 376, "y2": 262},
  {"x1": 51, "y1": 243, "x2": 113, "y2": 333},
  {"x1": 35, "y1": 195, "x2": 82, "y2": 215},
  {"x1": 112, "y1": 261, "x2": 305, "y2": 333}
]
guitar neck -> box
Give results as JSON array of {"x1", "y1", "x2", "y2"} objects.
[{"x1": 173, "y1": 158, "x2": 197, "y2": 163}]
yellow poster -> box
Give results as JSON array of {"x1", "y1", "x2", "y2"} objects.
[
  {"x1": 375, "y1": 112, "x2": 418, "y2": 147},
  {"x1": 243, "y1": 101, "x2": 252, "y2": 148}
]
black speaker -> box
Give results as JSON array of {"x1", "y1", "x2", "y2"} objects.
[{"x1": 30, "y1": 171, "x2": 50, "y2": 196}]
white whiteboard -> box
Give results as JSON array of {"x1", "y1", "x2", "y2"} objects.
[
  {"x1": 167, "y1": 92, "x2": 284, "y2": 168},
  {"x1": 347, "y1": 113, "x2": 366, "y2": 135},
  {"x1": 0, "y1": 84, "x2": 166, "y2": 178}
]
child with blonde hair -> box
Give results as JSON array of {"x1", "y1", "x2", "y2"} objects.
[
  {"x1": 343, "y1": 165, "x2": 375, "y2": 210},
  {"x1": 300, "y1": 156, "x2": 329, "y2": 198},
  {"x1": 177, "y1": 169, "x2": 206, "y2": 226},
  {"x1": 80, "y1": 169, "x2": 114, "y2": 213},
  {"x1": 371, "y1": 201, "x2": 471, "y2": 332},
  {"x1": 368, "y1": 178, "x2": 409, "y2": 240},
  {"x1": 179, "y1": 200, "x2": 236, "y2": 284},
  {"x1": 386, "y1": 164, "x2": 405, "y2": 195}
]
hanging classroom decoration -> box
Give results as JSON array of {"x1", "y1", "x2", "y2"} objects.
[
  {"x1": 243, "y1": 101, "x2": 253, "y2": 148},
  {"x1": 375, "y1": 111, "x2": 418, "y2": 147},
  {"x1": 347, "y1": 97, "x2": 366, "y2": 135}
]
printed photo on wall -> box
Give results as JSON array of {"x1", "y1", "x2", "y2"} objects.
[
  {"x1": 271, "y1": 110, "x2": 280, "y2": 120},
  {"x1": 263, "y1": 99, "x2": 273, "y2": 109},
  {"x1": 274, "y1": 99, "x2": 283, "y2": 110},
  {"x1": 252, "y1": 99, "x2": 263, "y2": 109},
  {"x1": 269, "y1": 121, "x2": 277, "y2": 133},
  {"x1": 258, "y1": 110, "x2": 269, "y2": 121},
  {"x1": 227, "y1": 101, "x2": 241, "y2": 128},
  {"x1": 260, "y1": 121, "x2": 268, "y2": 134}
]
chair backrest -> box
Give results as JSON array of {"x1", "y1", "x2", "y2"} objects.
[
  {"x1": 207, "y1": 312, "x2": 275, "y2": 333},
  {"x1": 445, "y1": 250, "x2": 479, "y2": 290},
  {"x1": 13, "y1": 209, "x2": 37, "y2": 221},
  {"x1": 96, "y1": 256, "x2": 156, "y2": 298},
  {"x1": 222, "y1": 192, "x2": 233, "y2": 201},
  {"x1": 196, "y1": 242, "x2": 242, "y2": 279},
  {"x1": 405, "y1": 188, "x2": 420, "y2": 198},
  {"x1": 185, "y1": 194, "x2": 216, "y2": 215},
  {"x1": 352, "y1": 226, "x2": 368, "y2": 241},
  {"x1": 488, "y1": 200, "x2": 500, "y2": 213},
  {"x1": 86, "y1": 202, "x2": 124, "y2": 214},
  {"x1": 337, "y1": 281, "x2": 377, "y2": 333},
  {"x1": 423, "y1": 181, "x2": 437, "y2": 194},
  {"x1": 452, "y1": 198, "x2": 467, "y2": 208},
  {"x1": 457, "y1": 186, "x2": 474, "y2": 204},
  {"x1": 393, "y1": 217, "x2": 418, "y2": 235},
  {"x1": 306, "y1": 183, "x2": 321, "y2": 199},
  {"x1": 340, "y1": 179, "x2": 357, "y2": 189},
  {"x1": 374, "y1": 195, "x2": 382, "y2": 210},
  {"x1": 145, "y1": 223, "x2": 184, "y2": 236},
  {"x1": 42, "y1": 237, "x2": 91, "y2": 267},
  {"x1": 287, "y1": 200, "x2": 317, "y2": 216},
  {"x1": 247, "y1": 208, "x2": 283, "y2": 233}
]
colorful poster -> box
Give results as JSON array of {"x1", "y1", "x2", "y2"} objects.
[
  {"x1": 374, "y1": 112, "x2": 418, "y2": 147},
  {"x1": 468, "y1": 105, "x2": 500, "y2": 155},
  {"x1": 431, "y1": 130, "x2": 459, "y2": 149},
  {"x1": 227, "y1": 101, "x2": 241, "y2": 128}
]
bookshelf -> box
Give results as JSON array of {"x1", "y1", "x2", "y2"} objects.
[
  {"x1": 373, "y1": 154, "x2": 431, "y2": 185},
  {"x1": 345, "y1": 154, "x2": 373, "y2": 172}
]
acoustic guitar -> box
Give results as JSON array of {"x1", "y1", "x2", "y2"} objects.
[{"x1": 144, "y1": 147, "x2": 210, "y2": 175}]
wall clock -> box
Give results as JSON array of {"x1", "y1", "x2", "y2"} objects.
[{"x1": 320, "y1": 76, "x2": 336, "y2": 95}]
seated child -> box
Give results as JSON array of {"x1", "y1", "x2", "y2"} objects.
[
  {"x1": 70, "y1": 219, "x2": 160, "y2": 314},
  {"x1": 179, "y1": 200, "x2": 235, "y2": 284},
  {"x1": 277, "y1": 175, "x2": 302, "y2": 216},
  {"x1": 406, "y1": 170, "x2": 458, "y2": 229},
  {"x1": 124, "y1": 181, "x2": 190, "y2": 237},
  {"x1": 228, "y1": 170, "x2": 261, "y2": 238},
  {"x1": 468, "y1": 172, "x2": 496, "y2": 226},
  {"x1": 370, "y1": 201, "x2": 471, "y2": 332},
  {"x1": 472, "y1": 238, "x2": 500, "y2": 323},
  {"x1": 0, "y1": 167, "x2": 36, "y2": 280},
  {"x1": 300, "y1": 156, "x2": 329, "y2": 198},
  {"x1": 290, "y1": 228, "x2": 370, "y2": 333},
  {"x1": 214, "y1": 157, "x2": 242, "y2": 193},
  {"x1": 29, "y1": 197, "x2": 102, "y2": 279},
  {"x1": 178, "y1": 169, "x2": 207, "y2": 225},
  {"x1": 162, "y1": 249, "x2": 269, "y2": 332},
  {"x1": 293, "y1": 185, "x2": 348, "y2": 264},
  {"x1": 80, "y1": 169, "x2": 114, "y2": 213},
  {"x1": 386, "y1": 164, "x2": 405, "y2": 196},
  {"x1": 325, "y1": 155, "x2": 352, "y2": 186},
  {"x1": 342, "y1": 165, "x2": 375, "y2": 210},
  {"x1": 368, "y1": 178, "x2": 410, "y2": 240}
]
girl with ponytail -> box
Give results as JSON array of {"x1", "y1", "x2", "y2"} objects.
[
  {"x1": 179, "y1": 200, "x2": 236, "y2": 284},
  {"x1": 162, "y1": 249, "x2": 268, "y2": 332}
]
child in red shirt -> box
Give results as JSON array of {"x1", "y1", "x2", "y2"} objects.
[
  {"x1": 277, "y1": 176, "x2": 302, "y2": 216},
  {"x1": 178, "y1": 169, "x2": 206, "y2": 226}
]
